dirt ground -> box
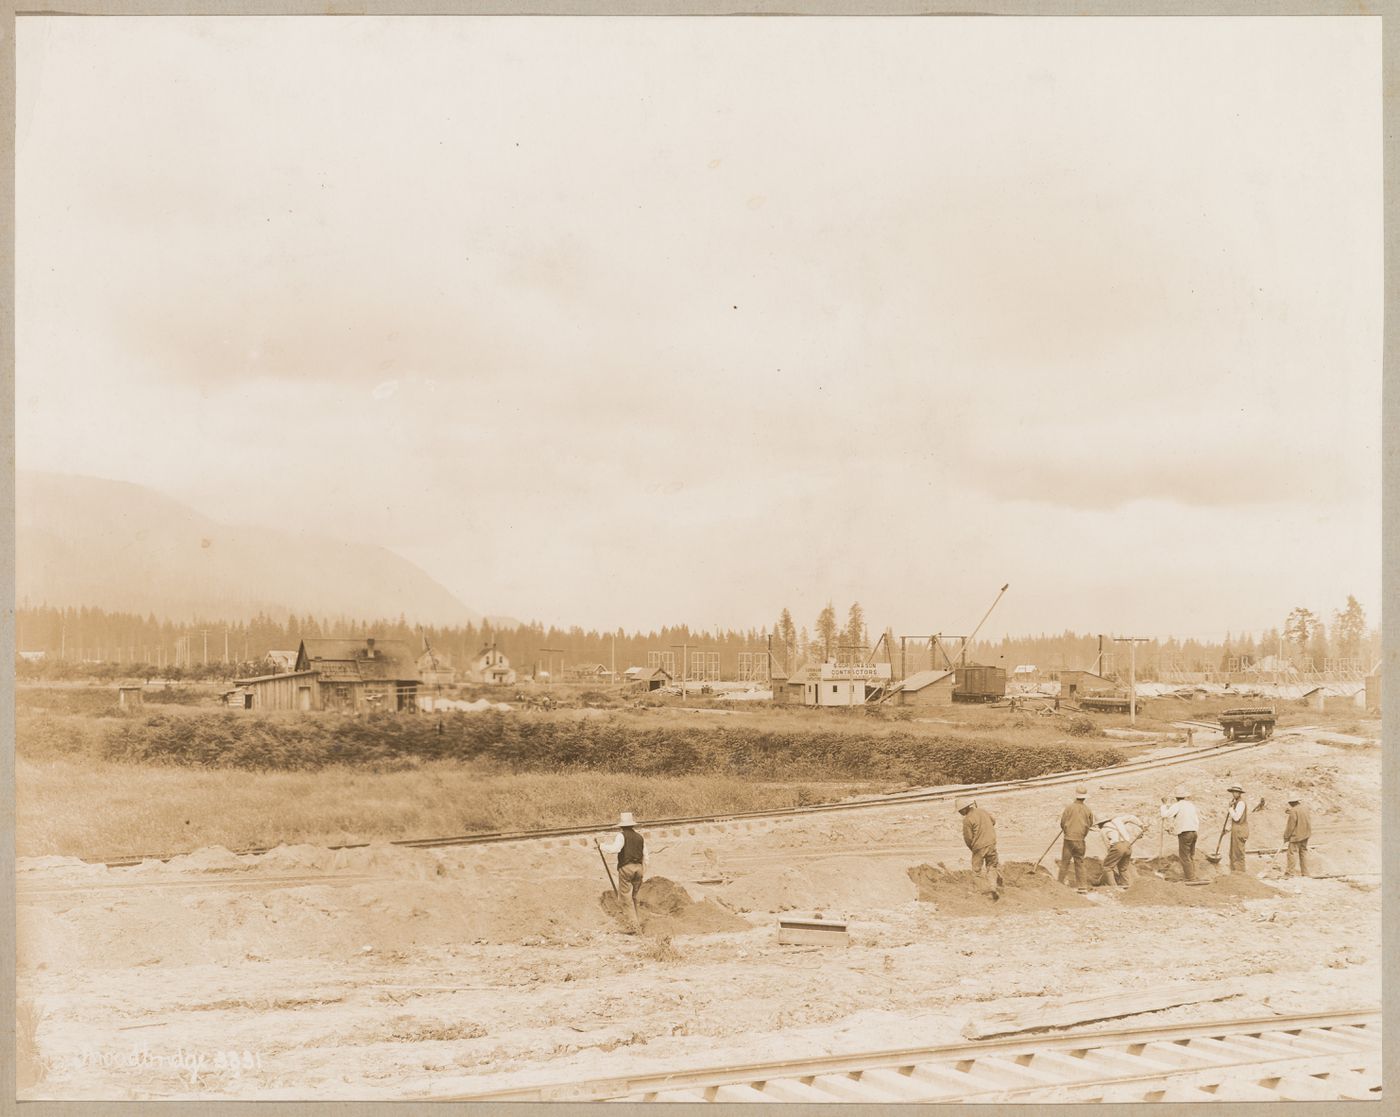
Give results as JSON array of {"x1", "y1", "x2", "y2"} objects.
[{"x1": 16, "y1": 729, "x2": 1381, "y2": 1099}]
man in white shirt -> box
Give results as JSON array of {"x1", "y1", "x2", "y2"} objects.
[
  {"x1": 597, "y1": 812, "x2": 649, "y2": 932},
  {"x1": 1159, "y1": 786, "x2": 1200, "y2": 882},
  {"x1": 1095, "y1": 813, "x2": 1146, "y2": 888}
]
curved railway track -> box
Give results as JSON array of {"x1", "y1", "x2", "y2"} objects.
[
  {"x1": 94, "y1": 727, "x2": 1309, "y2": 869},
  {"x1": 457, "y1": 1009, "x2": 1381, "y2": 1103}
]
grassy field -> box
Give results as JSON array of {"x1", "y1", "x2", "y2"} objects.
[
  {"x1": 15, "y1": 755, "x2": 887, "y2": 859},
  {"x1": 17, "y1": 685, "x2": 1374, "y2": 861}
]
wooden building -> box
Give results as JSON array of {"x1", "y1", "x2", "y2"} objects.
[
  {"x1": 233, "y1": 636, "x2": 421, "y2": 713},
  {"x1": 417, "y1": 647, "x2": 455, "y2": 686},
  {"x1": 470, "y1": 645, "x2": 517, "y2": 686},
  {"x1": 803, "y1": 661, "x2": 892, "y2": 707},
  {"x1": 1059, "y1": 670, "x2": 1117, "y2": 700},
  {"x1": 891, "y1": 669, "x2": 956, "y2": 708},
  {"x1": 624, "y1": 665, "x2": 673, "y2": 691}
]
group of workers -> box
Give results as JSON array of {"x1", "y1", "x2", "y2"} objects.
[
  {"x1": 598, "y1": 780, "x2": 1317, "y2": 931},
  {"x1": 956, "y1": 782, "x2": 1315, "y2": 894}
]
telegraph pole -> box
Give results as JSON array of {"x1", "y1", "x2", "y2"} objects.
[
  {"x1": 1111, "y1": 635, "x2": 1151, "y2": 725},
  {"x1": 539, "y1": 647, "x2": 564, "y2": 686},
  {"x1": 202, "y1": 628, "x2": 209, "y2": 666},
  {"x1": 671, "y1": 643, "x2": 693, "y2": 695}
]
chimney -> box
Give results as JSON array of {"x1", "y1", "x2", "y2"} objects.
[{"x1": 366, "y1": 637, "x2": 377, "y2": 658}]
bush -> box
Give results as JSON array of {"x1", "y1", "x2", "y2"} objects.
[
  {"x1": 1065, "y1": 715, "x2": 1098, "y2": 737},
  {"x1": 62, "y1": 709, "x2": 1123, "y2": 782}
]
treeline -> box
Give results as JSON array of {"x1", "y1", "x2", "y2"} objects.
[
  {"x1": 14, "y1": 605, "x2": 781, "y2": 680},
  {"x1": 16, "y1": 595, "x2": 1380, "y2": 683}
]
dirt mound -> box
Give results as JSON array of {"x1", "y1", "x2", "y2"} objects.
[
  {"x1": 1105, "y1": 857, "x2": 1281, "y2": 907},
  {"x1": 599, "y1": 876, "x2": 747, "y2": 937},
  {"x1": 908, "y1": 861, "x2": 1092, "y2": 915}
]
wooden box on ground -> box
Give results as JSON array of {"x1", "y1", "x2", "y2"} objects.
[{"x1": 777, "y1": 917, "x2": 849, "y2": 946}]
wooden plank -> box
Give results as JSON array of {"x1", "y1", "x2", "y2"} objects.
[{"x1": 961, "y1": 982, "x2": 1241, "y2": 1041}]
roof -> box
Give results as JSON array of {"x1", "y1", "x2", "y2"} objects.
[
  {"x1": 234, "y1": 670, "x2": 319, "y2": 685},
  {"x1": 1011, "y1": 664, "x2": 1037, "y2": 674},
  {"x1": 625, "y1": 666, "x2": 672, "y2": 680},
  {"x1": 296, "y1": 637, "x2": 420, "y2": 681},
  {"x1": 901, "y1": 669, "x2": 956, "y2": 692}
]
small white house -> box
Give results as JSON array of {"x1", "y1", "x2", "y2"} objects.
[
  {"x1": 471, "y1": 646, "x2": 517, "y2": 686},
  {"x1": 804, "y1": 660, "x2": 892, "y2": 707}
]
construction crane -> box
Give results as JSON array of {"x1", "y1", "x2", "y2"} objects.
[{"x1": 964, "y1": 583, "x2": 1010, "y2": 664}]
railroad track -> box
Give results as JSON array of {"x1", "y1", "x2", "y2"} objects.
[
  {"x1": 93, "y1": 728, "x2": 1304, "y2": 869},
  {"x1": 457, "y1": 1009, "x2": 1381, "y2": 1103}
]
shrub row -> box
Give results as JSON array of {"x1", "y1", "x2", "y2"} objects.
[{"x1": 83, "y1": 710, "x2": 1122, "y2": 782}]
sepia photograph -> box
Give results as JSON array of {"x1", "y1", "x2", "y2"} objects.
[{"x1": 11, "y1": 11, "x2": 1385, "y2": 1104}]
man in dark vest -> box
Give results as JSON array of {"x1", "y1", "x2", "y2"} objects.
[
  {"x1": 598, "y1": 812, "x2": 648, "y2": 931},
  {"x1": 1224, "y1": 783, "x2": 1249, "y2": 872}
]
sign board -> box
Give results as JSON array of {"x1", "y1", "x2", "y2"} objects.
[{"x1": 818, "y1": 662, "x2": 892, "y2": 681}]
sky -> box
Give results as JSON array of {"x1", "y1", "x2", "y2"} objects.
[{"x1": 15, "y1": 16, "x2": 1382, "y2": 640}]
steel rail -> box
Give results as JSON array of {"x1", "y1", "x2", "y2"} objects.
[
  {"x1": 92, "y1": 728, "x2": 1301, "y2": 869},
  {"x1": 452, "y1": 1008, "x2": 1380, "y2": 1102}
]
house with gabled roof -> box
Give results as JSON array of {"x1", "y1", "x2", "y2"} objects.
[{"x1": 234, "y1": 635, "x2": 422, "y2": 712}]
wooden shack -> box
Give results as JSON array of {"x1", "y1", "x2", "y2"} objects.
[
  {"x1": 234, "y1": 636, "x2": 421, "y2": 712},
  {"x1": 891, "y1": 669, "x2": 956, "y2": 708}
]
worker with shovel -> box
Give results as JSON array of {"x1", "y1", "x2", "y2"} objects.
[
  {"x1": 596, "y1": 812, "x2": 649, "y2": 933},
  {"x1": 1223, "y1": 784, "x2": 1249, "y2": 872},
  {"x1": 1283, "y1": 792, "x2": 1312, "y2": 878},
  {"x1": 956, "y1": 797, "x2": 1004, "y2": 896},
  {"x1": 1094, "y1": 812, "x2": 1146, "y2": 888},
  {"x1": 1056, "y1": 785, "x2": 1095, "y2": 894},
  {"x1": 1159, "y1": 786, "x2": 1200, "y2": 882}
]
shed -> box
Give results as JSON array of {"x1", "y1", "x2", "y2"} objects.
[
  {"x1": 891, "y1": 669, "x2": 956, "y2": 708},
  {"x1": 1059, "y1": 670, "x2": 1117, "y2": 700},
  {"x1": 232, "y1": 670, "x2": 321, "y2": 712},
  {"x1": 625, "y1": 666, "x2": 673, "y2": 691},
  {"x1": 117, "y1": 685, "x2": 144, "y2": 708}
]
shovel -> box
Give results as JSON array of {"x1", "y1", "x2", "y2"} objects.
[
  {"x1": 594, "y1": 840, "x2": 619, "y2": 898},
  {"x1": 1205, "y1": 815, "x2": 1230, "y2": 864}
]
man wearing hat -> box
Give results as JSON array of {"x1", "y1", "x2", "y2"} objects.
[
  {"x1": 1224, "y1": 784, "x2": 1249, "y2": 872},
  {"x1": 1282, "y1": 792, "x2": 1312, "y2": 877},
  {"x1": 1159, "y1": 786, "x2": 1200, "y2": 882},
  {"x1": 1057, "y1": 786, "x2": 1094, "y2": 893},
  {"x1": 598, "y1": 812, "x2": 649, "y2": 931},
  {"x1": 1095, "y1": 812, "x2": 1146, "y2": 888},
  {"x1": 956, "y1": 797, "x2": 1003, "y2": 892}
]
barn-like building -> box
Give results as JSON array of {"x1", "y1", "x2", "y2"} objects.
[{"x1": 232, "y1": 636, "x2": 421, "y2": 712}]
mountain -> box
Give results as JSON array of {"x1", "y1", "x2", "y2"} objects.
[{"x1": 16, "y1": 471, "x2": 481, "y2": 626}]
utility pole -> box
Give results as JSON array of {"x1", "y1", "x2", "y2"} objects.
[
  {"x1": 671, "y1": 643, "x2": 693, "y2": 695},
  {"x1": 611, "y1": 633, "x2": 616, "y2": 685},
  {"x1": 224, "y1": 629, "x2": 229, "y2": 665},
  {"x1": 202, "y1": 628, "x2": 209, "y2": 666},
  {"x1": 1111, "y1": 635, "x2": 1150, "y2": 725},
  {"x1": 539, "y1": 647, "x2": 564, "y2": 686}
]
